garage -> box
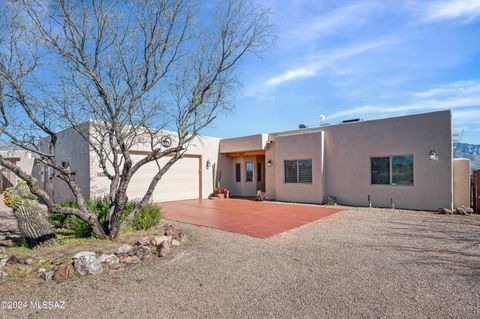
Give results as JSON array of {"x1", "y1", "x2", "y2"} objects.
[{"x1": 127, "y1": 155, "x2": 201, "y2": 202}]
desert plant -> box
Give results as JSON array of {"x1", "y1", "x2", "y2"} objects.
[
  {"x1": 4, "y1": 181, "x2": 56, "y2": 247},
  {"x1": 322, "y1": 195, "x2": 338, "y2": 206},
  {"x1": 49, "y1": 197, "x2": 158, "y2": 238},
  {"x1": 129, "y1": 203, "x2": 161, "y2": 231}
]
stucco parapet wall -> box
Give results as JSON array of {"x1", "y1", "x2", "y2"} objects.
[{"x1": 219, "y1": 134, "x2": 268, "y2": 153}]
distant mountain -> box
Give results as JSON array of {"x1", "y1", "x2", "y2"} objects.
[{"x1": 454, "y1": 142, "x2": 480, "y2": 171}]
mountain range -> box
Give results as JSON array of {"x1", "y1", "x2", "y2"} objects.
[{"x1": 454, "y1": 143, "x2": 480, "y2": 171}]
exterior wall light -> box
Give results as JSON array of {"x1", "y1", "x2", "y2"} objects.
[
  {"x1": 206, "y1": 159, "x2": 211, "y2": 169},
  {"x1": 429, "y1": 150, "x2": 438, "y2": 161},
  {"x1": 267, "y1": 159, "x2": 272, "y2": 166}
]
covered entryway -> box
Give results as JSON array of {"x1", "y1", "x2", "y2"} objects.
[
  {"x1": 160, "y1": 198, "x2": 343, "y2": 238},
  {"x1": 128, "y1": 154, "x2": 201, "y2": 202}
]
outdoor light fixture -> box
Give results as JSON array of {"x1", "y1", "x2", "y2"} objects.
[
  {"x1": 206, "y1": 159, "x2": 211, "y2": 169},
  {"x1": 267, "y1": 159, "x2": 273, "y2": 166},
  {"x1": 429, "y1": 150, "x2": 438, "y2": 161}
]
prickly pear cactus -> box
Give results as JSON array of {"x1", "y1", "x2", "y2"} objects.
[{"x1": 4, "y1": 181, "x2": 56, "y2": 248}]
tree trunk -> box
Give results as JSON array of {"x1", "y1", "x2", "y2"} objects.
[{"x1": 13, "y1": 205, "x2": 56, "y2": 248}]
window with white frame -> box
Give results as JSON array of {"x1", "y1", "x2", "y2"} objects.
[
  {"x1": 284, "y1": 159, "x2": 312, "y2": 183},
  {"x1": 371, "y1": 155, "x2": 414, "y2": 185}
]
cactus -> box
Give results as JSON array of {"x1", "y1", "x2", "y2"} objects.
[{"x1": 4, "y1": 181, "x2": 56, "y2": 248}]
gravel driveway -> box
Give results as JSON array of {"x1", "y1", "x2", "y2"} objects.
[{"x1": 1, "y1": 207, "x2": 480, "y2": 319}]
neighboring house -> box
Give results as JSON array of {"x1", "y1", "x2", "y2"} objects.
[
  {"x1": 0, "y1": 150, "x2": 35, "y2": 192},
  {"x1": 22, "y1": 110, "x2": 471, "y2": 210}
]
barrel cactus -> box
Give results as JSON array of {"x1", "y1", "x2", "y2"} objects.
[{"x1": 4, "y1": 181, "x2": 56, "y2": 248}]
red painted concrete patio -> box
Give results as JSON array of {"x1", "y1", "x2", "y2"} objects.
[{"x1": 161, "y1": 198, "x2": 343, "y2": 238}]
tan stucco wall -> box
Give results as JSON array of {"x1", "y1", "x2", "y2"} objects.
[
  {"x1": 0, "y1": 150, "x2": 35, "y2": 188},
  {"x1": 266, "y1": 131, "x2": 325, "y2": 203},
  {"x1": 453, "y1": 158, "x2": 471, "y2": 208},
  {"x1": 266, "y1": 110, "x2": 452, "y2": 210},
  {"x1": 219, "y1": 134, "x2": 268, "y2": 153},
  {"x1": 89, "y1": 132, "x2": 221, "y2": 201}
]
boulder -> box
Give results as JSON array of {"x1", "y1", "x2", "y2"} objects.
[
  {"x1": 23, "y1": 258, "x2": 34, "y2": 265},
  {"x1": 0, "y1": 247, "x2": 5, "y2": 254},
  {"x1": 115, "y1": 244, "x2": 134, "y2": 257},
  {"x1": 6, "y1": 255, "x2": 20, "y2": 265},
  {"x1": 164, "y1": 224, "x2": 177, "y2": 237},
  {"x1": 157, "y1": 240, "x2": 169, "y2": 257},
  {"x1": 151, "y1": 236, "x2": 168, "y2": 246},
  {"x1": 172, "y1": 239, "x2": 180, "y2": 247},
  {"x1": 73, "y1": 253, "x2": 102, "y2": 276},
  {"x1": 0, "y1": 270, "x2": 7, "y2": 279},
  {"x1": 39, "y1": 270, "x2": 54, "y2": 281},
  {"x1": 73, "y1": 251, "x2": 96, "y2": 259},
  {"x1": 134, "y1": 245, "x2": 151, "y2": 259},
  {"x1": 98, "y1": 254, "x2": 120, "y2": 266},
  {"x1": 175, "y1": 231, "x2": 187, "y2": 243},
  {"x1": 135, "y1": 237, "x2": 150, "y2": 246},
  {"x1": 53, "y1": 263, "x2": 74, "y2": 281}
]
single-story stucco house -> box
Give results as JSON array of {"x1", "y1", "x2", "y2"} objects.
[{"x1": 14, "y1": 110, "x2": 471, "y2": 211}]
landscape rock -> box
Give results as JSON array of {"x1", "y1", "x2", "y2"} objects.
[
  {"x1": 98, "y1": 254, "x2": 120, "y2": 266},
  {"x1": 53, "y1": 263, "x2": 74, "y2": 281},
  {"x1": 6, "y1": 255, "x2": 20, "y2": 265},
  {"x1": 0, "y1": 247, "x2": 5, "y2": 254},
  {"x1": 437, "y1": 208, "x2": 452, "y2": 214},
  {"x1": 172, "y1": 239, "x2": 180, "y2": 247},
  {"x1": 73, "y1": 253, "x2": 102, "y2": 276},
  {"x1": 39, "y1": 270, "x2": 54, "y2": 281},
  {"x1": 164, "y1": 224, "x2": 177, "y2": 237},
  {"x1": 135, "y1": 237, "x2": 150, "y2": 246},
  {"x1": 455, "y1": 206, "x2": 474, "y2": 214},
  {"x1": 73, "y1": 251, "x2": 96, "y2": 259},
  {"x1": 175, "y1": 231, "x2": 187, "y2": 243},
  {"x1": 38, "y1": 268, "x2": 47, "y2": 273},
  {"x1": 23, "y1": 258, "x2": 34, "y2": 265},
  {"x1": 157, "y1": 240, "x2": 170, "y2": 257},
  {"x1": 134, "y1": 245, "x2": 151, "y2": 258},
  {"x1": 115, "y1": 244, "x2": 134, "y2": 257},
  {"x1": 0, "y1": 270, "x2": 7, "y2": 279},
  {"x1": 151, "y1": 236, "x2": 168, "y2": 246}
]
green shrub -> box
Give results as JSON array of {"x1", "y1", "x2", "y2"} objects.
[
  {"x1": 49, "y1": 197, "x2": 161, "y2": 238},
  {"x1": 322, "y1": 195, "x2": 338, "y2": 206},
  {"x1": 129, "y1": 203, "x2": 161, "y2": 231}
]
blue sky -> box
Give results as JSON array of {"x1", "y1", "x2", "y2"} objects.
[{"x1": 202, "y1": 0, "x2": 480, "y2": 144}]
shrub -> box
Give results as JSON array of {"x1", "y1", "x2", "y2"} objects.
[
  {"x1": 49, "y1": 197, "x2": 161, "y2": 237},
  {"x1": 322, "y1": 195, "x2": 338, "y2": 206},
  {"x1": 129, "y1": 203, "x2": 161, "y2": 231}
]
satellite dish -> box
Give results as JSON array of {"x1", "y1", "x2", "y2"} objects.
[{"x1": 319, "y1": 114, "x2": 326, "y2": 126}]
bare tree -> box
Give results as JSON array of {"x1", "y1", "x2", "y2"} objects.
[{"x1": 0, "y1": 0, "x2": 272, "y2": 239}]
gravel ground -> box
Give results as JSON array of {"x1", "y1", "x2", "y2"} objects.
[{"x1": 1, "y1": 207, "x2": 480, "y2": 319}]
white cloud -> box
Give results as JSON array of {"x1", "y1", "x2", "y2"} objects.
[
  {"x1": 262, "y1": 39, "x2": 391, "y2": 88},
  {"x1": 328, "y1": 80, "x2": 480, "y2": 120},
  {"x1": 452, "y1": 108, "x2": 480, "y2": 123},
  {"x1": 327, "y1": 97, "x2": 480, "y2": 120},
  {"x1": 424, "y1": 0, "x2": 480, "y2": 22},
  {"x1": 281, "y1": 2, "x2": 379, "y2": 46},
  {"x1": 414, "y1": 80, "x2": 480, "y2": 98}
]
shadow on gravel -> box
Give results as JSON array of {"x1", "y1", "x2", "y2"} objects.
[{"x1": 364, "y1": 217, "x2": 480, "y2": 280}]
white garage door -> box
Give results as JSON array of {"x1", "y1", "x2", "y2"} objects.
[{"x1": 127, "y1": 155, "x2": 200, "y2": 202}]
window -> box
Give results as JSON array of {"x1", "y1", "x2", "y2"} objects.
[
  {"x1": 235, "y1": 163, "x2": 241, "y2": 182},
  {"x1": 257, "y1": 162, "x2": 262, "y2": 182},
  {"x1": 371, "y1": 157, "x2": 390, "y2": 184},
  {"x1": 392, "y1": 155, "x2": 414, "y2": 185},
  {"x1": 371, "y1": 155, "x2": 413, "y2": 185},
  {"x1": 245, "y1": 162, "x2": 253, "y2": 182},
  {"x1": 284, "y1": 159, "x2": 313, "y2": 184}
]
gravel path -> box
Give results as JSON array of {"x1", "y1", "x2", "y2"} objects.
[{"x1": 1, "y1": 207, "x2": 480, "y2": 319}]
